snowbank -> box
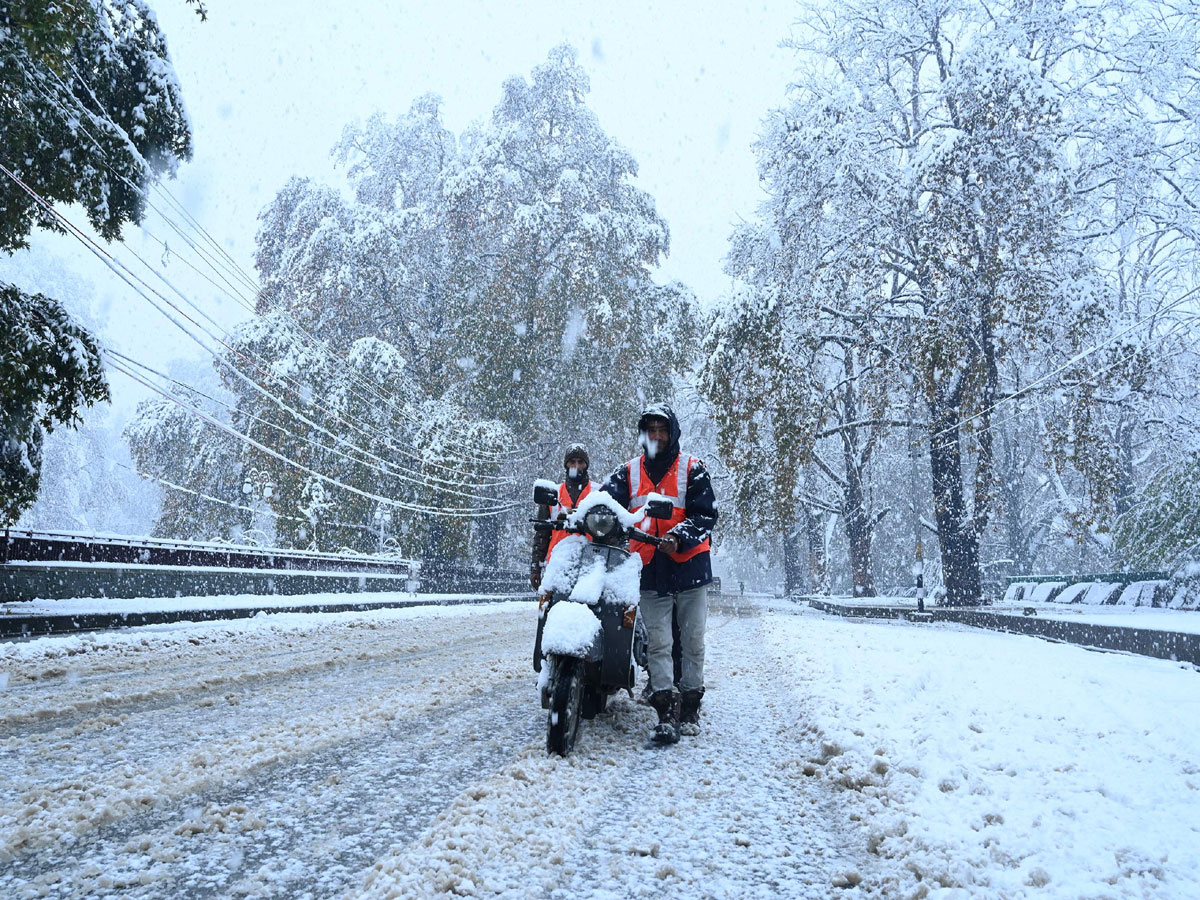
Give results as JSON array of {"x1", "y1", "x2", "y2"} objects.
[
  {"x1": 0, "y1": 600, "x2": 528, "y2": 663},
  {"x1": 768, "y1": 613, "x2": 1200, "y2": 898}
]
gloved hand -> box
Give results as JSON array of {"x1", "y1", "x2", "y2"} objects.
[
  {"x1": 658, "y1": 534, "x2": 679, "y2": 555},
  {"x1": 530, "y1": 566, "x2": 542, "y2": 590}
]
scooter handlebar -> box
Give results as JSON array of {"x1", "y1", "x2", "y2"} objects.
[
  {"x1": 627, "y1": 530, "x2": 663, "y2": 547},
  {"x1": 528, "y1": 519, "x2": 664, "y2": 547}
]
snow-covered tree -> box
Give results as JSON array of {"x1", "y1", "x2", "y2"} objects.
[
  {"x1": 1, "y1": 1, "x2": 191, "y2": 525},
  {"x1": 176, "y1": 45, "x2": 696, "y2": 561},
  {"x1": 125, "y1": 395, "x2": 244, "y2": 541},
  {"x1": 717, "y1": 0, "x2": 1200, "y2": 602},
  {"x1": 2, "y1": 286, "x2": 108, "y2": 524},
  {"x1": 439, "y1": 44, "x2": 695, "y2": 456}
]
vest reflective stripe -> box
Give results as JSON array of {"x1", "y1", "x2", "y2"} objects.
[
  {"x1": 626, "y1": 454, "x2": 710, "y2": 566},
  {"x1": 629, "y1": 455, "x2": 687, "y2": 510},
  {"x1": 547, "y1": 481, "x2": 595, "y2": 559}
]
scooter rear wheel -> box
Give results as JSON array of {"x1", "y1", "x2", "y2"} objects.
[{"x1": 546, "y1": 656, "x2": 583, "y2": 756}]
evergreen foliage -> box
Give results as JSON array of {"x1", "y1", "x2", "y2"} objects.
[
  {"x1": 1114, "y1": 455, "x2": 1200, "y2": 569},
  {"x1": 0, "y1": 0, "x2": 191, "y2": 526},
  {"x1": 0, "y1": 284, "x2": 108, "y2": 523}
]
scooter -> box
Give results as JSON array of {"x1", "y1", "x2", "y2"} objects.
[{"x1": 530, "y1": 483, "x2": 672, "y2": 755}]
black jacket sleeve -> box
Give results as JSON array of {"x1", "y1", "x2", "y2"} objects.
[
  {"x1": 531, "y1": 502, "x2": 552, "y2": 568},
  {"x1": 600, "y1": 462, "x2": 632, "y2": 509},
  {"x1": 669, "y1": 458, "x2": 718, "y2": 552}
]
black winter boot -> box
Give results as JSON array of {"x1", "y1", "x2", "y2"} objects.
[
  {"x1": 680, "y1": 688, "x2": 704, "y2": 736},
  {"x1": 637, "y1": 677, "x2": 653, "y2": 706},
  {"x1": 649, "y1": 690, "x2": 681, "y2": 744}
]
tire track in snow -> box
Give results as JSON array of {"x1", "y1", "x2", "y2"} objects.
[
  {"x1": 355, "y1": 611, "x2": 875, "y2": 899},
  {"x1": 0, "y1": 627, "x2": 501, "y2": 730},
  {"x1": 4, "y1": 678, "x2": 538, "y2": 900},
  {"x1": 1, "y1": 608, "x2": 539, "y2": 897}
]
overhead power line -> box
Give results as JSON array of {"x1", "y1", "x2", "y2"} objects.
[
  {"x1": 14, "y1": 55, "x2": 527, "y2": 466},
  {"x1": 107, "y1": 356, "x2": 521, "y2": 517}
]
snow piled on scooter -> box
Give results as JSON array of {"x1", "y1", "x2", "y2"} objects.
[
  {"x1": 539, "y1": 534, "x2": 588, "y2": 597},
  {"x1": 538, "y1": 529, "x2": 642, "y2": 655},
  {"x1": 539, "y1": 533, "x2": 642, "y2": 609},
  {"x1": 540, "y1": 602, "x2": 600, "y2": 655},
  {"x1": 564, "y1": 491, "x2": 647, "y2": 529}
]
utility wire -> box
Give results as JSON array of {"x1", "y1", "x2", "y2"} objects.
[
  {"x1": 101, "y1": 451, "x2": 401, "y2": 547},
  {"x1": 107, "y1": 357, "x2": 520, "y2": 516},
  {"x1": 25, "y1": 56, "x2": 526, "y2": 464},
  {"x1": 107, "y1": 348, "x2": 512, "y2": 503},
  {"x1": 0, "y1": 159, "x2": 518, "y2": 504}
]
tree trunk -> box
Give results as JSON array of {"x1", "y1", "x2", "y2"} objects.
[
  {"x1": 802, "y1": 503, "x2": 829, "y2": 593},
  {"x1": 929, "y1": 406, "x2": 983, "y2": 605},
  {"x1": 842, "y1": 462, "x2": 876, "y2": 597},
  {"x1": 839, "y1": 350, "x2": 876, "y2": 597},
  {"x1": 782, "y1": 521, "x2": 806, "y2": 597}
]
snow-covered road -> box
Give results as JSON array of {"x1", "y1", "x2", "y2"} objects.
[
  {"x1": 3, "y1": 599, "x2": 1198, "y2": 899},
  {"x1": 0, "y1": 601, "x2": 860, "y2": 899}
]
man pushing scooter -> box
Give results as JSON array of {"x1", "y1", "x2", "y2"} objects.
[{"x1": 601, "y1": 403, "x2": 718, "y2": 744}]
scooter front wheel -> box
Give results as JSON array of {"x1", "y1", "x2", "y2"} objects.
[{"x1": 546, "y1": 656, "x2": 584, "y2": 756}]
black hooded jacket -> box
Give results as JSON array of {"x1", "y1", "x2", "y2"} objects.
[{"x1": 601, "y1": 403, "x2": 718, "y2": 596}]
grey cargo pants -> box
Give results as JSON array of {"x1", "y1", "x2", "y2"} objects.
[{"x1": 641, "y1": 584, "x2": 708, "y2": 693}]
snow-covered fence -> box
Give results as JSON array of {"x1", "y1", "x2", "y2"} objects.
[
  {"x1": 2, "y1": 529, "x2": 417, "y2": 602},
  {"x1": 1, "y1": 529, "x2": 529, "y2": 604},
  {"x1": 1002, "y1": 573, "x2": 1172, "y2": 608}
]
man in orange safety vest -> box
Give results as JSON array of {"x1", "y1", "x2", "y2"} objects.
[
  {"x1": 530, "y1": 443, "x2": 598, "y2": 589},
  {"x1": 601, "y1": 403, "x2": 718, "y2": 744}
]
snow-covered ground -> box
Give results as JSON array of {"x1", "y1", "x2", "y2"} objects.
[
  {"x1": 772, "y1": 611, "x2": 1200, "y2": 898},
  {"x1": 2, "y1": 597, "x2": 1197, "y2": 898}
]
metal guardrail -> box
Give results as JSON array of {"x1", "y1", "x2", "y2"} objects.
[
  {"x1": 1, "y1": 530, "x2": 526, "y2": 603},
  {"x1": 2, "y1": 528, "x2": 413, "y2": 574}
]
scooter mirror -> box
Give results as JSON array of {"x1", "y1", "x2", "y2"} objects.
[
  {"x1": 645, "y1": 498, "x2": 673, "y2": 520},
  {"x1": 533, "y1": 484, "x2": 559, "y2": 506}
]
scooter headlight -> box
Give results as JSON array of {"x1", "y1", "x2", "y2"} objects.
[{"x1": 583, "y1": 507, "x2": 619, "y2": 539}]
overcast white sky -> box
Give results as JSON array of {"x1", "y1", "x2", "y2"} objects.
[{"x1": 3, "y1": 0, "x2": 802, "y2": 411}]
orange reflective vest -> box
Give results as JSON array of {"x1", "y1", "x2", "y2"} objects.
[
  {"x1": 546, "y1": 480, "x2": 596, "y2": 559},
  {"x1": 627, "y1": 454, "x2": 710, "y2": 566}
]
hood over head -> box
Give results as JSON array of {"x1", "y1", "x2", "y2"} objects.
[
  {"x1": 563, "y1": 442, "x2": 590, "y2": 486},
  {"x1": 637, "y1": 402, "x2": 681, "y2": 461}
]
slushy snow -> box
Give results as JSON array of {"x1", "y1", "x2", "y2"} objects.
[{"x1": 2, "y1": 595, "x2": 1197, "y2": 898}]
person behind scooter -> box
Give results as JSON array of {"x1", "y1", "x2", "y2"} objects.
[
  {"x1": 601, "y1": 403, "x2": 718, "y2": 743},
  {"x1": 531, "y1": 443, "x2": 598, "y2": 590}
]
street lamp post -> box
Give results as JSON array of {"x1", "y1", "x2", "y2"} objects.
[
  {"x1": 241, "y1": 468, "x2": 276, "y2": 545},
  {"x1": 373, "y1": 506, "x2": 393, "y2": 554}
]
